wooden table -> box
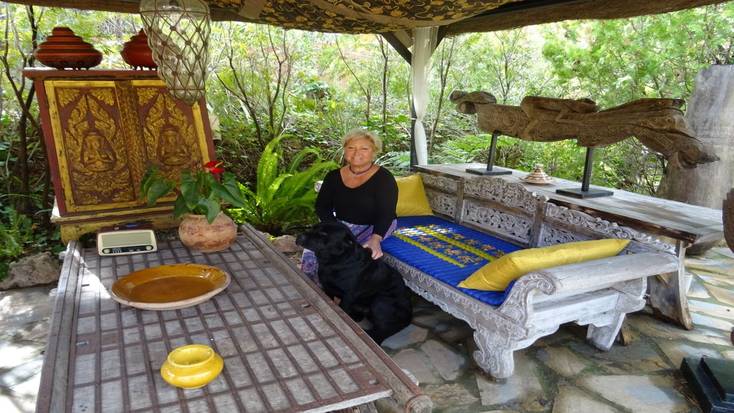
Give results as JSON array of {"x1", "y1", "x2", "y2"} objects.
[
  {"x1": 415, "y1": 163, "x2": 724, "y2": 330},
  {"x1": 36, "y1": 225, "x2": 431, "y2": 413}
]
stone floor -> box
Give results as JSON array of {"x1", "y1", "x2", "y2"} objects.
[{"x1": 1, "y1": 247, "x2": 733, "y2": 413}]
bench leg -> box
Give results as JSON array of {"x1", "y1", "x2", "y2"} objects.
[
  {"x1": 473, "y1": 327, "x2": 515, "y2": 379},
  {"x1": 647, "y1": 241, "x2": 693, "y2": 330},
  {"x1": 587, "y1": 312, "x2": 625, "y2": 351}
]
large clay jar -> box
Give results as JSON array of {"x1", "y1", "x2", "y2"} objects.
[
  {"x1": 35, "y1": 27, "x2": 102, "y2": 70},
  {"x1": 178, "y1": 213, "x2": 237, "y2": 252},
  {"x1": 120, "y1": 29, "x2": 157, "y2": 69}
]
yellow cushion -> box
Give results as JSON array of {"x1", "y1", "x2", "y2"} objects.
[
  {"x1": 458, "y1": 239, "x2": 630, "y2": 291},
  {"x1": 396, "y1": 174, "x2": 433, "y2": 217}
]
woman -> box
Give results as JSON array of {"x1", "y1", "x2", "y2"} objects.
[{"x1": 301, "y1": 129, "x2": 398, "y2": 281}]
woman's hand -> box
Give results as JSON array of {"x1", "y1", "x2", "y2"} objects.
[{"x1": 363, "y1": 234, "x2": 383, "y2": 259}]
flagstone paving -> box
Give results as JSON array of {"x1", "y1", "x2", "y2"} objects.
[{"x1": 1, "y1": 247, "x2": 733, "y2": 412}]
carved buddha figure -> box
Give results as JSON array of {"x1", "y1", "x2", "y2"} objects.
[
  {"x1": 158, "y1": 124, "x2": 190, "y2": 166},
  {"x1": 81, "y1": 129, "x2": 116, "y2": 172}
]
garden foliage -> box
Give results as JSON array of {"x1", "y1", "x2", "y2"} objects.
[
  {"x1": 1, "y1": 3, "x2": 733, "y2": 267},
  {"x1": 228, "y1": 134, "x2": 338, "y2": 235}
]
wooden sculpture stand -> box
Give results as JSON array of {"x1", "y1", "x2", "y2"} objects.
[{"x1": 24, "y1": 69, "x2": 216, "y2": 242}]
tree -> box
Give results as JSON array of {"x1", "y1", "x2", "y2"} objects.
[
  {"x1": 428, "y1": 36, "x2": 456, "y2": 153},
  {"x1": 541, "y1": 4, "x2": 734, "y2": 194},
  {"x1": 213, "y1": 24, "x2": 293, "y2": 150},
  {"x1": 335, "y1": 35, "x2": 372, "y2": 123},
  {"x1": 1, "y1": 5, "x2": 40, "y2": 213}
]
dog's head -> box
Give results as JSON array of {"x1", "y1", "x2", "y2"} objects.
[{"x1": 296, "y1": 221, "x2": 361, "y2": 261}]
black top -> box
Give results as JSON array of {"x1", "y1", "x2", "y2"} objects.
[{"x1": 315, "y1": 166, "x2": 398, "y2": 237}]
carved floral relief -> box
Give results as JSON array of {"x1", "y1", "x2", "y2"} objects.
[
  {"x1": 136, "y1": 87, "x2": 203, "y2": 182},
  {"x1": 54, "y1": 86, "x2": 136, "y2": 206},
  {"x1": 44, "y1": 77, "x2": 212, "y2": 215}
]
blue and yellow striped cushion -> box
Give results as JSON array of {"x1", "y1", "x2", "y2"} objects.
[{"x1": 382, "y1": 216, "x2": 523, "y2": 307}]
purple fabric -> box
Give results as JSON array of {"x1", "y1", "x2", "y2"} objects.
[{"x1": 300, "y1": 219, "x2": 397, "y2": 282}]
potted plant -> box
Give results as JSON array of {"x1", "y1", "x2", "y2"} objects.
[{"x1": 141, "y1": 160, "x2": 246, "y2": 252}]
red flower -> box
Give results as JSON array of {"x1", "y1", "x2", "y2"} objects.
[{"x1": 204, "y1": 160, "x2": 224, "y2": 175}]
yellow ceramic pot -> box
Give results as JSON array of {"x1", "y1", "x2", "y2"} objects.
[{"x1": 160, "y1": 344, "x2": 223, "y2": 389}]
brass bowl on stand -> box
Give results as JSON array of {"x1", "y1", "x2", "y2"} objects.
[{"x1": 522, "y1": 164, "x2": 554, "y2": 185}]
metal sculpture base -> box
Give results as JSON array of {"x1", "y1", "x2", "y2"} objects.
[
  {"x1": 466, "y1": 167, "x2": 512, "y2": 176},
  {"x1": 556, "y1": 147, "x2": 613, "y2": 199},
  {"x1": 556, "y1": 187, "x2": 614, "y2": 199},
  {"x1": 681, "y1": 357, "x2": 734, "y2": 413},
  {"x1": 468, "y1": 131, "x2": 512, "y2": 176}
]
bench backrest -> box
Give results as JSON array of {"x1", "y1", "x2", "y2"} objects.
[
  {"x1": 421, "y1": 172, "x2": 544, "y2": 247},
  {"x1": 420, "y1": 172, "x2": 674, "y2": 254}
]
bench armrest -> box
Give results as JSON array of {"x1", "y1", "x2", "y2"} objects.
[{"x1": 497, "y1": 252, "x2": 678, "y2": 323}]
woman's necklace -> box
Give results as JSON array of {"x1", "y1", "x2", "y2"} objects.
[{"x1": 348, "y1": 162, "x2": 374, "y2": 176}]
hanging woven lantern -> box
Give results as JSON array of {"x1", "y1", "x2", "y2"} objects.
[{"x1": 140, "y1": 0, "x2": 210, "y2": 105}]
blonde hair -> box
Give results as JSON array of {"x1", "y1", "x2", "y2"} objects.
[{"x1": 341, "y1": 129, "x2": 382, "y2": 154}]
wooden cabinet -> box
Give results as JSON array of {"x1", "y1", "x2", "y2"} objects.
[{"x1": 25, "y1": 69, "x2": 215, "y2": 241}]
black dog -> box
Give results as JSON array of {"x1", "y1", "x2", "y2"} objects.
[{"x1": 296, "y1": 221, "x2": 412, "y2": 344}]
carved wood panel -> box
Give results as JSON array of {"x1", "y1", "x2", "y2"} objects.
[
  {"x1": 425, "y1": 188, "x2": 457, "y2": 218},
  {"x1": 48, "y1": 82, "x2": 137, "y2": 210},
  {"x1": 463, "y1": 177, "x2": 541, "y2": 216},
  {"x1": 541, "y1": 202, "x2": 674, "y2": 253},
  {"x1": 461, "y1": 198, "x2": 533, "y2": 245},
  {"x1": 420, "y1": 172, "x2": 459, "y2": 193},
  {"x1": 38, "y1": 73, "x2": 213, "y2": 216}
]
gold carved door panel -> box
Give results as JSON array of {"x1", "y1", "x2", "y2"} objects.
[{"x1": 45, "y1": 79, "x2": 211, "y2": 214}]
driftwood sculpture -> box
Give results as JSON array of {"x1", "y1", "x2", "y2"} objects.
[{"x1": 450, "y1": 91, "x2": 718, "y2": 168}]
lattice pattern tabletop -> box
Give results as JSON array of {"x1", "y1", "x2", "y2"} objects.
[{"x1": 36, "y1": 225, "x2": 430, "y2": 413}]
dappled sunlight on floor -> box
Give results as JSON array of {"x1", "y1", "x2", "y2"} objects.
[{"x1": 0, "y1": 285, "x2": 54, "y2": 413}]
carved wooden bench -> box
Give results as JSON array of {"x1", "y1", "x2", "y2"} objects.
[{"x1": 382, "y1": 173, "x2": 678, "y2": 379}]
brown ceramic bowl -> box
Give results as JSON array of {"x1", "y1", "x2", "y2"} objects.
[
  {"x1": 110, "y1": 263, "x2": 230, "y2": 310},
  {"x1": 35, "y1": 26, "x2": 102, "y2": 70},
  {"x1": 35, "y1": 48, "x2": 102, "y2": 69},
  {"x1": 121, "y1": 29, "x2": 157, "y2": 69}
]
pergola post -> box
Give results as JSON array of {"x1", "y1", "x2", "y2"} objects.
[{"x1": 410, "y1": 27, "x2": 438, "y2": 166}]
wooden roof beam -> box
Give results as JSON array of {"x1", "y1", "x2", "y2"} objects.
[
  {"x1": 443, "y1": 0, "x2": 729, "y2": 35},
  {"x1": 381, "y1": 31, "x2": 412, "y2": 64}
]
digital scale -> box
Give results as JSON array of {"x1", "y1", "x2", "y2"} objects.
[{"x1": 97, "y1": 225, "x2": 157, "y2": 256}]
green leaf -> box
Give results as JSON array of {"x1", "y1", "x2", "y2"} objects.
[
  {"x1": 214, "y1": 177, "x2": 247, "y2": 208},
  {"x1": 146, "y1": 180, "x2": 174, "y2": 206},
  {"x1": 287, "y1": 147, "x2": 321, "y2": 173},
  {"x1": 256, "y1": 134, "x2": 288, "y2": 196},
  {"x1": 179, "y1": 172, "x2": 198, "y2": 208},
  {"x1": 173, "y1": 196, "x2": 189, "y2": 218},
  {"x1": 140, "y1": 166, "x2": 156, "y2": 197},
  {"x1": 201, "y1": 198, "x2": 220, "y2": 223}
]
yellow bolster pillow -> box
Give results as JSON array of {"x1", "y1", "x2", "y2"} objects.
[
  {"x1": 458, "y1": 238, "x2": 631, "y2": 291},
  {"x1": 395, "y1": 174, "x2": 433, "y2": 217}
]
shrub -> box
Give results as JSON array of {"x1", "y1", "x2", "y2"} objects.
[{"x1": 228, "y1": 134, "x2": 338, "y2": 235}]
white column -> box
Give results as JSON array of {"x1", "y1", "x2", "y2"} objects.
[{"x1": 411, "y1": 27, "x2": 437, "y2": 165}]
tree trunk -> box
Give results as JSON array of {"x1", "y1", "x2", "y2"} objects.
[{"x1": 660, "y1": 65, "x2": 734, "y2": 209}]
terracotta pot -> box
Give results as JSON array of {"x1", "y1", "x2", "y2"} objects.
[
  {"x1": 121, "y1": 29, "x2": 157, "y2": 69},
  {"x1": 178, "y1": 213, "x2": 237, "y2": 252},
  {"x1": 35, "y1": 27, "x2": 102, "y2": 70}
]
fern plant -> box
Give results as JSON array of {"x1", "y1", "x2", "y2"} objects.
[{"x1": 228, "y1": 134, "x2": 338, "y2": 235}]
